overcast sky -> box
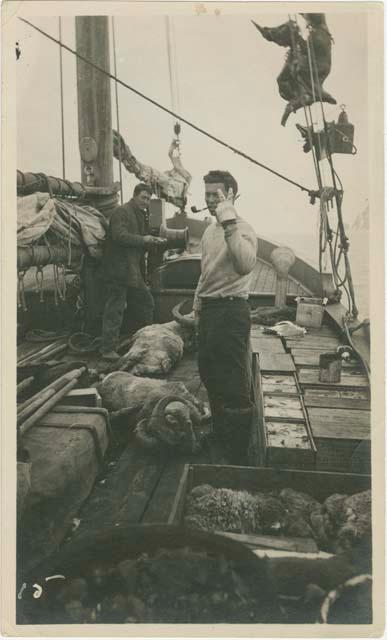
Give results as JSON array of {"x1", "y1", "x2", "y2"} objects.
[{"x1": 16, "y1": 9, "x2": 368, "y2": 260}]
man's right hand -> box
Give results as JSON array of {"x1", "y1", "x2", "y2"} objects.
[{"x1": 143, "y1": 235, "x2": 168, "y2": 246}]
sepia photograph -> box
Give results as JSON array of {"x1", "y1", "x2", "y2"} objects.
[{"x1": 1, "y1": 0, "x2": 385, "y2": 634}]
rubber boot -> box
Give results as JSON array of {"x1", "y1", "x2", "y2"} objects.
[{"x1": 217, "y1": 406, "x2": 253, "y2": 466}]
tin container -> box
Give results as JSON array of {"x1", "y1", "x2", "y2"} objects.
[
  {"x1": 319, "y1": 352, "x2": 342, "y2": 383},
  {"x1": 296, "y1": 297, "x2": 325, "y2": 329}
]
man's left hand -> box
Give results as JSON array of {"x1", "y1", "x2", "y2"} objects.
[{"x1": 215, "y1": 188, "x2": 237, "y2": 225}]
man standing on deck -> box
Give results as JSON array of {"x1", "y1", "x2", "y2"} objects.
[
  {"x1": 193, "y1": 170, "x2": 257, "y2": 464},
  {"x1": 100, "y1": 183, "x2": 166, "y2": 361}
]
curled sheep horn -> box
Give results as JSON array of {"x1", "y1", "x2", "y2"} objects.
[
  {"x1": 172, "y1": 300, "x2": 196, "y2": 328},
  {"x1": 148, "y1": 394, "x2": 201, "y2": 452}
]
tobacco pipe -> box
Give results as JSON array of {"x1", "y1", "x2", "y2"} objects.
[
  {"x1": 191, "y1": 194, "x2": 240, "y2": 214},
  {"x1": 191, "y1": 205, "x2": 208, "y2": 214}
]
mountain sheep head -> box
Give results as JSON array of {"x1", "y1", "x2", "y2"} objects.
[{"x1": 134, "y1": 394, "x2": 203, "y2": 454}]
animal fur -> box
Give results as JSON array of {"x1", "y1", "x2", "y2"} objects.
[
  {"x1": 134, "y1": 394, "x2": 205, "y2": 454},
  {"x1": 252, "y1": 14, "x2": 336, "y2": 125},
  {"x1": 118, "y1": 321, "x2": 193, "y2": 377},
  {"x1": 98, "y1": 371, "x2": 207, "y2": 453}
]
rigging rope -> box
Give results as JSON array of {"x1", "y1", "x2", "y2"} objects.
[
  {"x1": 165, "y1": 16, "x2": 179, "y2": 115},
  {"x1": 111, "y1": 17, "x2": 124, "y2": 205},
  {"x1": 288, "y1": 14, "x2": 357, "y2": 315},
  {"x1": 58, "y1": 18, "x2": 66, "y2": 179},
  {"x1": 290, "y1": 15, "x2": 330, "y2": 276},
  {"x1": 305, "y1": 22, "x2": 358, "y2": 317},
  {"x1": 19, "y1": 17, "x2": 314, "y2": 196}
]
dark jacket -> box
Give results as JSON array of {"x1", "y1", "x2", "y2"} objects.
[{"x1": 101, "y1": 200, "x2": 149, "y2": 287}]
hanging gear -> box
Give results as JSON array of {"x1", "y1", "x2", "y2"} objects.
[
  {"x1": 297, "y1": 22, "x2": 359, "y2": 318},
  {"x1": 252, "y1": 14, "x2": 336, "y2": 126},
  {"x1": 296, "y1": 106, "x2": 356, "y2": 159},
  {"x1": 35, "y1": 266, "x2": 45, "y2": 303},
  {"x1": 52, "y1": 263, "x2": 67, "y2": 305},
  {"x1": 17, "y1": 270, "x2": 27, "y2": 312}
]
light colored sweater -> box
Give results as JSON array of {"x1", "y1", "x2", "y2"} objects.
[{"x1": 193, "y1": 218, "x2": 257, "y2": 312}]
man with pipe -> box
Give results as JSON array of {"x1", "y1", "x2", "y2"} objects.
[
  {"x1": 100, "y1": 183, "x2": 166, "y2": 361},
  {"x1": 193, "y1": 171, "x2": 257, "y2": 464}
]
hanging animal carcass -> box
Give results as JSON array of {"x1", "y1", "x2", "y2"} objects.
[
  {"x1": 98, "y1": 371, "x2": 208, "y2": 453},
  {"x1": 252, "y1": 14, "x2": 336, "y2": 126},
  {"x1": 113, "y1": 131, "x2": 191, "y2": 209}
]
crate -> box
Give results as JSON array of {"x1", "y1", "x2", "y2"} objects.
[
  {"x1": 168, "y1": 464, "x2": 371, "y2": 550},
  {"x1": 307, "y1": 406, "x2": 371, "y2": 474},
  {"x1": 296, "y1": 297, "x2": 326, "y2": 329},
  {"x1": 253, "y1": 357, "x2": 317, "y2": 470},
  {"x1": 315, "y1": 438, "x2": 371, "y2": 474},
  {"x1": 58, "y1": 387, "x2": 102, "y2": 408}
]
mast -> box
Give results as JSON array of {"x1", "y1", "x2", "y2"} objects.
[
  {"x1": 75, "y1": 17, "x2": 117, "y2": 333},
  {"x1": 75, "y1": 17, "x2": 117, "y2": 212}
]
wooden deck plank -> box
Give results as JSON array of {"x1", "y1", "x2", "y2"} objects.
[
  {"x1": 74, "y1": 445, "x2": 165, "y2": 533},
  {"x1": 259, "y1": 352, "x2": 296, "y2": 372},
  {"x1": 289, "y1": 344, "x2": 344, "y2": 352},
  {"x1": 250, "y1": 326, "x2": 280, "y2": 338},
  {"x1": 304, "y1": 387, "x2": 370, "y2": 401},
  {"x1": 142, "y1": 463, "x2": 185, "y2": 524},
  {"x1": 304, "y1": 390, "x2": 370, "y2": 411},
  {"x1": 285, "y1": 336, "x2": 342, "y2": 349},
  {"x1": 251, "y1": 337, "x2": 286, "y2": 354},
  {"x1": 264, "y1": 395, "x2": 304, "y2": 420},
  {"x1": 303, "y1": 326, "x2": 341, "y2": 338},
  {"x1": 261, "y1": 374, "x2": 298, "y2": 394},
  {"x1": 298, "y1": 368, "x2": 369, "y2": 389},
  {"x1": 266, "y1": 421, "x2": 312, "y2": 449},
  {"x1": 308, "y1": 407, "x2": 370, "y2": 440},
  {"x1": 291, "y1": 349, "x2": 362, "y2": 369}
]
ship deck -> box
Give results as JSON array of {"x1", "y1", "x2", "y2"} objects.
[
  {"x1": 61, "y1": 316, "x2": 370, "y2": 539},
  {"x1": 17, "y1": 307, "x2": 372, "y2": 574}
]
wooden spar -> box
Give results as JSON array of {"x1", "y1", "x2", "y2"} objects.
[
  {"x1": 17, "y1": 367, "x2": 86, "y2": 419},
  {"x1": 17, "y1": 340, "x2": 68, "y2": 367},
  {"x1": 17, "y1": 170, "x2": 119, "y2": 199},
  {"x1": 17, "y1": 245, "x2": 82, "y2": 270},
  {"x1": 19, "y1": 377, "x2": 82, "y2": 436},
  {"x1": 17, "y1": 171, "x2": 86, "y2": 198},
  {"x1": 17, "y1": 377, "x2": 34, "y2": 396},
  {"x1": 17, "y1": 377, "x2": 72, "y2": 424},
  {"x1": 75, "y1": 17, "x2": 115, "y2": 193}
]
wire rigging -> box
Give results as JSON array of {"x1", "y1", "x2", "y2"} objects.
[
  {"x1": 58, "y1": 17, "x2": 66, "y2": 180},
  {"x1": 20, "y1": 15, "x2": 359, "y2": 318},
  {"x1": 303, "y1": 19, "x2": 358, "y2": 317},
  {"x1": 165, "y1": 16, "x2": 179, "y2": 115},
  {"x1": 19, "y1": 17, "x2": 314, "y2": 196},
  {"x1": 111, "y1": 17, "x2": 124, "y2": 205}
]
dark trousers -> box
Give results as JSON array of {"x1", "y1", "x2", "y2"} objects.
[
  {"x1": 101, "y1": 282, "x2": 154, "y2": 353},
  {"x1": 198, "y1": 299, "x2": 252, "y2": 414},
  {"x1": 198, "y1": 298, "x2": 253, "y2": 464}
]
